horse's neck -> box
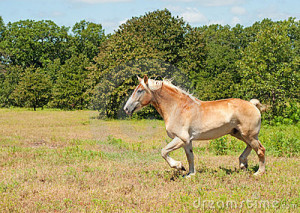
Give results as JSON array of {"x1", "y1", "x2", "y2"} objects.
[{"x1": 151, "y1": 85, "x2": 180, "y2": 122}]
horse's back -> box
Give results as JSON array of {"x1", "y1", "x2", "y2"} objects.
[
  {"x1": 198, "y1": 98, "x2": 261, "y2": 135},
  {"x1": 200, "y1": 98, "x2": 260, "y2": 119}
]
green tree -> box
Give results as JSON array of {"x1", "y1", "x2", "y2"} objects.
[
  {"x1": 0, "y1": 65, "x2": 21, "y2": 107},
  {"x1": 89, "y1": 9, "x2": 190, "y2": 118},
  {"x1": 0, "y1": 16, "x2": 6, "y2": 72},
  {"x1": 0, "y1": 16, "x2": 4, "y2": 40},
  {"x1": 72, "y1": 20, "x2": 106, "y2": 61},
  {"x1": 178, "y1": 26, "x2": 206, "y2": 89},
  {"x1": 92, "y1": 58, "x2": 186, "y2": 118},
  {"x1": 50, "y1": 54, "x2": 90, "y2": 109},
  {"x1": 237, "y1": 19, "x2": 299, "y2": 117},
  {"x1": 190, "y1": 24, "x2": 242, "y2": 100},
  {"x1": 11, "y1": 67, "x2": 52, "y2": 110},
  {"x1": 1, "y1": 20, "x2": 70, "y2": 68}
]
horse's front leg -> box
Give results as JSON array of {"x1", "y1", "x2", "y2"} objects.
[
  {"x1": 183, "y1": 142, "x2": 195, "y2": 177},
  {"x1": 161, "y1": 137, "x2": 186, "y2": 171}
]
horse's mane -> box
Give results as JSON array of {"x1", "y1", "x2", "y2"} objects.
[{"x1": 147, "y1": 78, "x2": 201, "y2": 105}]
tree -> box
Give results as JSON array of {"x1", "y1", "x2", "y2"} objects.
[
  {"x1": 189, "y1": 24, "x2": 242, "y2": 100},
  {"x1": 50, "y1": 54, "x2": 90, "y2": 109},
  {"x1": 0, "y1": 65, "x2": 21, "y2": 107},
  {"x1": 0, "y1": 20, "x2": 70, "y2": 68},
  {"x1": 91, "y1": 58, "x2": 186, "y2": 118},
  {"x1": 72, "y1": 20, "x2": 106, "y2": 61},
  {"x1": 0, "y1": 16, "x2": 6, "y2": 72},
  {"x1": 11, "y1": 67, "x2": 52, "y2": 110},
  {"x1": 178, "y1": 27, "x2": 206, "y2": 89},
  {"x1": 237, "y1": 19, "x2": 299, "y2": 117},
  {"x1": 89, "y1": 9, "x2": 190, "y2": 118}
]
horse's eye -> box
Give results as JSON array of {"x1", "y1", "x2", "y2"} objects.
[{"x1": 137, "y1": 90, "x2": 143, "y2": 94}]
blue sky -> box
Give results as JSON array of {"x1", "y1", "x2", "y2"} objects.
[{"x1": 0, "y1": 0, "x2": 299, "y2": 34}]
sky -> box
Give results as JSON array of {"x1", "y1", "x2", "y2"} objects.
[{"x1": 0, "y1": 0, "x2": 299, "y2": 34}]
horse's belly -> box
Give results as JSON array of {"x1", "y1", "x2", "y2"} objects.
[{"x1": 191, "y1": 123, "x2": 234, "y2": 140}]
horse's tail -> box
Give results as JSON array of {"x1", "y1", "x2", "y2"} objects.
[{"x1": 250, "y1": 99, "x2": 267, "y2": 112}]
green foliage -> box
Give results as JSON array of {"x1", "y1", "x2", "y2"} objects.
[
  {"x1": 88, "y1": 9, "x2": 192, "y2": 118},
  {"x1": 178, "y1": 27, "x2": 206, "y2": 88},
  {"x1": 106, "y1": 135, "x2": 143, "y2": 152},
  {"x1": 89, "y1": 9, "x2": 190, "y2": 85},
  {"x1": 237, "y1": 19, "x2": 299, "y2": 118},
  {"x1": 0, "y1": 17, "x2": 105, "y2": 110},
  {"x1": 271, "y1": 102, "x2": 300, "y2": 125},
  {"x1": 209, "y1": 136, "x2": 229, "y2": 155},
  {"x1": 11, "y1": 67, "x2": 52, "y2": 110},
  {"x1": 261, "y1": 129, "x2": 300, "y2": 157},
  {"x1": 0, "y1": 13, "x2": 298, "y2": 123},
  {"x1": 71, "y1": 20, "x2": 106, "y2": 60},
  {"x1": 0, "y1": 19, "x2": 70, "y2": 68},
  {"x1": 208, "y1": 136, "x2": 245, "y2": 156},
  {"x1": 50, "y1": 54, "x2": 90, "y2": 109},
  {"x1": 91, "y1": 58, "x2": 188, "y2": 118},
  {"x1": 0, "y1": 65, "x2": 20, "y2": 107},
  {"x1": 208, "y1": 125, "x2": 300, "y2": 157},
  {"x1": 194, "y1": 25, "x2": 242, "y2": 100}
]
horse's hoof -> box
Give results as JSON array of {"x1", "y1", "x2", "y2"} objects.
[
  {"x1": 253, "y1": 170, "x2": 265, "y2": 176},
  {"x1": 183, "y1": 172, "x2": 196, "y2": 178},
  {"x1": 240, "y1": 163, "x2": 248, "y2": 170}
]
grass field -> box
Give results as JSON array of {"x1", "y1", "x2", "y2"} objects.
[{"x1": 0, "y1": 109, "x2": 299, "y2": 212}]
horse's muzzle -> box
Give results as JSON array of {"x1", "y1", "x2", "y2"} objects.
[
  {"x1": 124, "y1": 103, "x2": 139, "y2": 116},
  {"x1": 124, "y1": 107, "x2": 132, "y2": 115}
]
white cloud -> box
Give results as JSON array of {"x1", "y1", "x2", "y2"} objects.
[
  {"x1": 231, "y1": 6, "x2": 246, "y2": 15},
  {"x1": 208, "y1": 19, "x2": 224, "y2": 25},
  {"x1": 100, "y1": 17, "x2": 129, "y2": 33},
  {"x1": 101, "y1": 20, "x2": 118, "y2": 29},
  {"x1": 180, "y1": 8, "x2": 207, "y2": 24},
  {"x1": 257, "y1": 7, "x2": 295, "y2": 21},
  {"x1": 119, "y1": 18, "x2": 128, "y2": 25},
  {"x1": 71, "y1": 0, "x2": 132, "y2": 3},
  {"x1": 232, "y1": 16, "x2": 240, "y2": 25}
]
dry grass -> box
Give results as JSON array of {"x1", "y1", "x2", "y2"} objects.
[{"x1": 0, "y1": 109, "x2": 299, "y2": 212}]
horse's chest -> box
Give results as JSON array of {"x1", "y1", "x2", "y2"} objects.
[{"x1": 165, "y1": 122, "x2": 186, "y2": 140}]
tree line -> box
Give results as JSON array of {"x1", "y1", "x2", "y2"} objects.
[{"x1": 0, "y1": 9, "x2": 299, "y2": 123}]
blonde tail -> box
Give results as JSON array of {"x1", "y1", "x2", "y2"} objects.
[{"x1": 250, "y1": 99, "x2": 267, "y2": 112}]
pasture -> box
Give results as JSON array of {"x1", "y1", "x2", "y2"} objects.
[{"x1": 0, "y1": 109, "x2": 299, "y2": 212}]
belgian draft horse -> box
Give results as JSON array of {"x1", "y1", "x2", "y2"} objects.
[{"x1": 124, "y1": 75, "x2": 265, "y2": 177}]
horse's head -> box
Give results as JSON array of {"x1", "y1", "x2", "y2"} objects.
[{"x1": 124, "y1": 75, "x2": 152, "y2": 116}]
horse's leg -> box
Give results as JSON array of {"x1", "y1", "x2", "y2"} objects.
[
  {"x1": 240, "y1": 133, "x2": 265, "y2": 175},
  {"x1": 183, "y1": 142, "x2": 195, "y2": 176},
  {"x1": 248, "y1": 138, "x2": 266, "y2": 176},
  {"x1": 161, "y1": 137, "x2": 186, "y2": 171},
  {"x1": 239, "y1": 145, "x2": 252, "y2": 170},
  {"x1": 231, "y1": 130, "x2": 252, "y2": 170}
]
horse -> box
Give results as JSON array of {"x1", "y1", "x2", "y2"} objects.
[{"x1": 124, "y1": 75, "x2": 266, "y2": 177}]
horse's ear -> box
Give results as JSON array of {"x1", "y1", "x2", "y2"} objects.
[
  {"x1": 143, "y1": 75, "x2": 148, "y2": 85},
  {"x1": 137, "y1": 75, "x2": 142, "y2": 82}
]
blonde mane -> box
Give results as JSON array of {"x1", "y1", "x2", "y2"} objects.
[{"x1": 146, "y1": 78, "x2": 201, "y2": 105}]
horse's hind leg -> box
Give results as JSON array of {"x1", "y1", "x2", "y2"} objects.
[
  {"x1": 231, "y1": 130, "x2": 252, "y2": 170},
  {"x1": 239, "y1": 145, "x2": 252, "y2": 170},
  {"x1": 248, "y1": 138, "x2": 266, "y2": 175},
  {"x1": 240, "y1": 131, "x2": 266, "y2": 175},
  {"x1": 234, "y1": 126, "x2": 266, "y2": 175}
]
